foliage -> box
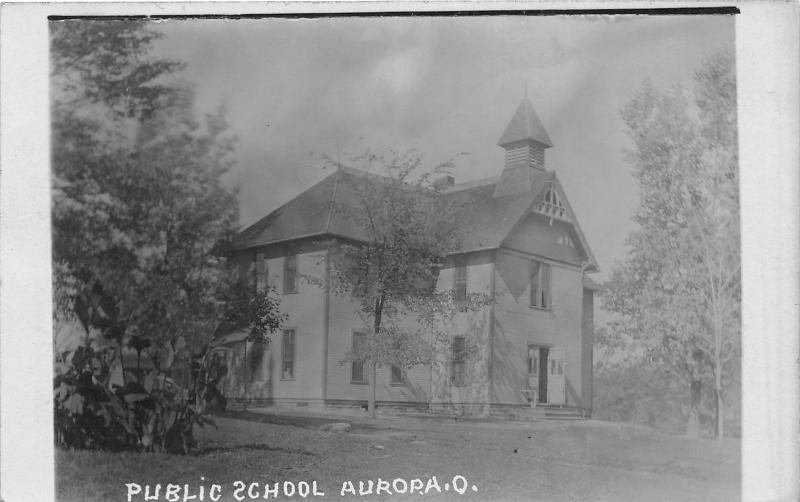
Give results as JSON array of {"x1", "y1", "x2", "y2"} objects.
[
  {"x1": 50, "y1": 19, "x2": 285, "y2": 450},
  {"x1": 54, "y1": 342, "x2": 217, "y2": 453},
  {"x1": 601, "y1": 48, "x2": 739, "y2": 438},
  {"x1": 218, "y1": 283, "x2": 287, "y2": 344},
  {"x1": 322, "y1": 150, "x2": 491, "y2": 417},
  {"x1": 593, "y1": 324, "x2": 740, "y2": 436}
]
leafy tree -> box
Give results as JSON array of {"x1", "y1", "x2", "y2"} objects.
[
  {"x1": 321, "y1": 151, "x2": 491, "y2": 418},
  {"x1": 602, "y1": 48, "x2": 739, "y2": 439},
  {"x1": 50, "y1": 19, "x2": 284, "y2": 449}
]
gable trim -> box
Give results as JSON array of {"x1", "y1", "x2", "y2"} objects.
[
  {"x1": 499, "y1": 174, "x2": 599, "y2": 273},
  {"x1": 546, "y1": 177, "x2": 600, "y2": 273},
  {"x1": 498, "y1": 245, "x2": 583, "y2": 271}
]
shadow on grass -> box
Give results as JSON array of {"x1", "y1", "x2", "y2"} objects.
[
  {"x1": 220, "y1": 410, "x2": 386, "y2": 434},
  {"x1": 192, "y1": 443, "x2": 315, "y2": 457}
]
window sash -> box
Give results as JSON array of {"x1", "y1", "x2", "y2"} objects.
[
  {"x1": 530, "y1": 261, "x2": 551, "y2": 308},
  {"x1": 281, "y1": 329, "x2": 295, "y2": 379},
  {"x1": 390, "y1": 365, "x2": 403, "y2": 385},
  {"x1": 283, "y1": 253, "x2": 297, "y2": 293},
  {"x1": 451, "y1": 336, "x2": 466, "y2": 386},
  {"x1": 351, "y1": 332, "x2": 366, "y2": 383},
  {"x1": 454, "y1": 263, "x2": 467, "y2": 301},
  {"x1": 255, "y1": 253, "x2": 268, "y2": 292}
]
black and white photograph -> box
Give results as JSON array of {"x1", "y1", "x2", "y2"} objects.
[{"x1": 1, "y1": 3, "x2": 798, "y2": 502}]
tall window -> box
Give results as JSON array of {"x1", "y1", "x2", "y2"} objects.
[
  {"x1": 454, "y1": 261, "x2": 467, "y2": 301},
  {"x1": 255, "y1": 252, "x2": 268, "y2": 292},
  {"x1": 391, "y1": 365, "x2": 404, "y2": 385},
  {"x1": 451, "y1": 336, "x2": 466, "y2": 386},
  {"x1": 283, "y1": 252, "x2": 297, "y2": 293},
  {"x1": 530, "y1": 260, "x2": 551, "y2": 309},
  {"x1": 249, "y1": 340, "x2": 267, "y2": 382},
  {"x1": 281, "y1": 329, "x2": 295, "y2": 380},
  {"x1": 351, "y1": 332, "x2": 366, "y2": 384}
]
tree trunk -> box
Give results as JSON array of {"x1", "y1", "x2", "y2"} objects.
[
  {"x1": 242, "y1": 341, "x2": 248, "y2": 412},
  {"x1": 118, "y1": 342, "x2": 126, "y2": 385},
  {"x1": 714, "y1": 384, "x2": 724, "y2": 440},
  {"x1": 368, "y1": 294, "x2": 385, "y2": 420},
  {"x1": 686, "y1": 378, "x2": 701, "y2": 438},
  {"x1": 368, "y1": 361, "x2": 377, "y2": 419}
]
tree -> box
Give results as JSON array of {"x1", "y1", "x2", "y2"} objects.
[
  {"x1": 50, "y1": 19, "x2": 284, "y2": 450},
  {"x1": 321, "y1": 151, "x2": 490, "y2": 418},
  {"x1": 602, "y1": 48, "x2": 739, "y2": 439}
]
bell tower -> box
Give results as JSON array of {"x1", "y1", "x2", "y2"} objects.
[{"x1": 494, "y1": 97, "x2": 552, "y2": 197}]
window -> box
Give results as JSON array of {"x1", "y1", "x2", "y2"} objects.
[
  {"x1": 529, "y1": 260, "x2": 552, "y2": 309},
  {"x1": 250, "y1": 253, "x2": 258, "y2": 290},
  {"x1": 527, "y1": 347, "x2": 538, "y2": 374},
  {"x1": 453, "y1": 261, "x2": 467, "y2": 301},
  {"x1": 255, "y1": 252, "x2": 268, "y2": 292},
  {"x1": 281, "y1": 329, "x2": 295, "y2": 379},
  {"x1": 283, "y1": 252, "x2": 297, "y2": 293},
  {"x1": 351, "y1": 332, "x2": 366, "y2": 384},
  {"x1": 557, "y1": 232, "x2": 575, "y2": 248},
  {"x1": 249, "y1": 340, "x2": 267, "y2": 382},
  {"x1": 451, "y1": 336, "x2": 466, "y2": 386},
  {"x1": 391, "y1": 365, "x2": 404, "y2": 385}
]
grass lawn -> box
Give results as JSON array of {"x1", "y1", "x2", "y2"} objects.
[{"x1": 56, "y1": 413, "x2": 739, "y2": 502}]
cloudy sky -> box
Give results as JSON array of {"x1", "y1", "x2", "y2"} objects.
[{"x1": 153, "y1": 14, "x2": 734, "y2": 283}]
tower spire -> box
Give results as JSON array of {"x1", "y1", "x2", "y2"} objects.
[{"x1": 494, "y1": 95, "x2": 553, "y2": 198}]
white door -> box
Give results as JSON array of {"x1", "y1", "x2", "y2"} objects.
[{"x1": 548, "y1": 347, "x2": 566, "y2": 405}]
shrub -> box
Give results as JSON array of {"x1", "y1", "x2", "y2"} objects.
[{"x1": 54, "y1": 342, "x2": 217, "y2": 454}]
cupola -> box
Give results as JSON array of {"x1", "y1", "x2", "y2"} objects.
[{"x1": 494, "y1": 97, "x2": 553, "y2": 197}]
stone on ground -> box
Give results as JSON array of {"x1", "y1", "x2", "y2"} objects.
[{"x1": 319, "y1": 422, "x2": 351, "y2": 433}]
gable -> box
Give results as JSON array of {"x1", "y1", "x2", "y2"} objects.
[
  {"x1": 499, "y1": 174, "x2": 599, "y2": 272},
  {"x1": 233, "y1": 167, "x2": 598, "y2": 273},
  {"x1": 502, "y1": 214, "x2": 583, "y2": 266}
]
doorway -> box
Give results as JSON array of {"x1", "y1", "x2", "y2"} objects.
[{"x1": 527, "y1": 345, "x2": 549, "y2": 404}]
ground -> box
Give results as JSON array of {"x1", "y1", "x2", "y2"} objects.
[{"x1": 56, "y1": 408, "x2": 740, "y2": 502}]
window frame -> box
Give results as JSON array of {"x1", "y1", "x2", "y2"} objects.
[
  {"x1": 451, "y1": 336, "x2": 467, "y2": 387},
  {"x1": 350, "y1": 331, "x2": 367, "y2": 384},
  {"x1": 283, "y1": 251, "x2": 298, "y2": 294},
  {"x1": 529, "y1": 260, "x2": 552, "y2": 310},
  {"x1": 281, "y1": 329, "x2": 296, "y2": 380},
  {"x1": 255, "y1": 251, "x2": 269, "y2": 292},
  {"x1": 453, "y1": 259, "x2": 467, "y2": 302},
  {"x1": 390, "y1": 364, "x2": 405, "y2": 386},
  {"x1": 248, "y1": 338, "x2": 268, "y2": 383}
]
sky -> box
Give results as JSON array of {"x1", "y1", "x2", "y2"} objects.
[{"x1": 153, "y1": 14, "x2": 734, "y2": 284}]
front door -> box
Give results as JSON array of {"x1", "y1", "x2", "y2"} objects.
[
  {"x1": 548, "y1": 347, "x2": 565, "y2": 405},
  {"x1": 538, "y1": 347, "x2": 549, "y2": 403}
]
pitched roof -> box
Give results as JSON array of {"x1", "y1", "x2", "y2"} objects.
[
  {"x1": 497, "y1": 98, "x2": 553, "y2": 148},
  {"x1": 233, "y1": 167, "x2": 372, "y2": 249},
  {"x1": 441, "y1": 170, "x2": 555, "y2": 253},
  {"x1": 233, "y1": 166, "x2": 598, "y2": 272}
]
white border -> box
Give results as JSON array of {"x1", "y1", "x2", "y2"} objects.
[
  {"x1": 738, "y1": 2, "x2": 799, "y2": 501},
  {"x1": 1, "y1": 3, "x2": 797, "y2": 502}
]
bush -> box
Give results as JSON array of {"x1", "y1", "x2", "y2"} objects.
[{"x1": 54, "y1": 343, "x2": 217, "y2": 454}]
